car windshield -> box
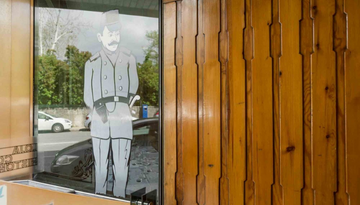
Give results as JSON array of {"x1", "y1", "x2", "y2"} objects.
[{"x1": 41, "y1": 113, "x2": 60, "y2": 118}]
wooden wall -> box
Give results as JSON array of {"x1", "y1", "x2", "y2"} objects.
[
  {"x1": 163, "y1": 0, "x2": 360, "y2": 204},
  {"x1": 0, "y1": 0, "x2": 33, "y2": 179}
]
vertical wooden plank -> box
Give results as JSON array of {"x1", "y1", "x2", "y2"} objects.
[
  {"x1": 175, "y1": 1, "x2": 184, "y2": 203},
  {"x1": 312, "y1": 0, "x2": 337, "y2": 204},
  {"x1": 300, "y1": 0, "x2": 315, "y2": 204},
  {"x1": 334, "y1": 0, "x2": 348, "y2": 204},
  {"x1": 279, "y1": 0, "x2": 303, "y2": 205},
  {"x1": 30, "y1": 0, "x2": 34, "y2": 140},
  {"x1": 345, "y1": 0, "x2": 360, "y2": 204},
  {"x1": 244, "y1": 0, "x2": 254, "y2": 203},
  {"x1": 252, "y1": 0, "x2": 273, "y2": 204},
  {"x1": 270, "y1": 0, "x2": 283, "y2": 204},
  {"x1": 163, "y1": 2, "x2": 177, "y2": 205},
  {"x1": 221, "y1": 0, "x2": 246, "y2": 204},
  {"x1": 11, "y1": 0, "x2": 31, "y2": 139},
  {"x1": 0, "y1": 0, "x2": 12, "y2": 140},
  {"x1": 176, "y1": 0, "x2": 198, "y2": 204},
  {"x1": 219, "y1": 0, "x2": 228, "y2": 202},
  {"x1": 201, "y1": 0, "x2": 221, "y2": 204},
  {"x1": 197, "y1": 0, "x2": 205, "y2": 203}
]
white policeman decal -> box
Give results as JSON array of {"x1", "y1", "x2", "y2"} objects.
[{"x1": 83, "y1": 9, "x2": 139, "y2": 198}]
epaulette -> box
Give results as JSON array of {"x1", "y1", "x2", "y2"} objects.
[
  {"x1": 90, "y1": 52, "x2": 100, "y2": 62},
  {"x1": 120, "y1": 47, "x2": 132, "y2": 56}
]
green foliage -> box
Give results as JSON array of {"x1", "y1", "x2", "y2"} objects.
[
  {"x1": 137, "y1": 31, "x2": 159, "y2": 106},
  {"x1": 36, "y1": 31, "x2": 159, "y2": 107},
  {"x1": 36, "y1": 46, "x2": 91, "y2": 106}
]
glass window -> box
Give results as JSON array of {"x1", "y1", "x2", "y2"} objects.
[
  {"x1": 33, "y1": 0, "x2": 160, "y2": 203},
  {"x1": 38, "y1": 113, "x2": 47, "y2": 119}
]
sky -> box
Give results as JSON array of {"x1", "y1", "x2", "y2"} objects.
[{"x1": 39, "y1": 8, "x2": 159, "y2": 63}]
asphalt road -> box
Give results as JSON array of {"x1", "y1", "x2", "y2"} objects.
[
  {"x1": 35, "y1": 129, "x2": 159, "y2": 196},
  {"x1": 36, "y1": 129, "x2": 91, "y2": 172},
  {"x1": 36, "y1": 129, "x2": 91, "y2": 152}
]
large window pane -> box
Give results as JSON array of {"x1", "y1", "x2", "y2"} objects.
[{"x1": 33, "y1": 0, "x2": 160, "y2": 203}]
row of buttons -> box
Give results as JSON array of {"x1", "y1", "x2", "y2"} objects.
[
  {"x1": 103, "y1": 75, "x2": 122, "y2": 80},
  {"x1": 104, "y1": 86, "x2": 123, "y2": 94},
  {"x1": 103, "y1": 59, "x2": 122, "y2": 66}
]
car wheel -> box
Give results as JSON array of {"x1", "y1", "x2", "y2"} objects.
[{"x1": 52, "y1": 123, "x2": 64, "y2": 133}]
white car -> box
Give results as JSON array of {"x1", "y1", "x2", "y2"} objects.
[{"x1": 38, "y1": 111, "x2": 72, "y2": 133}]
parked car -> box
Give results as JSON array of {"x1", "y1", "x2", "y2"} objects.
[
  {"x1": 38, "y1": 111, "x2": 72, "y2": 133},
  {"x1": 84, "y1": 113, "x2": 138, "y2": 129},
  {"x1": 51, "y1": 118, "x2": 159, "y2": 180},
  {"x1": 154, "y1": 110, "x2": 159, "y2": 117},
  {"x1": 84, "y1": 95, "x2": 141, "y2": 129},
  {"x1": 84, "y1": 113, "x2": 91, "y2": 129}
]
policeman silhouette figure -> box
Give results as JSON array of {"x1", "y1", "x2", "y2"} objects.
[{"x1": 83, "y1": 10, "x2": 138, "y2": 198}]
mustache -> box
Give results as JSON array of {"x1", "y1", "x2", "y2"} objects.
[{"x1": 108, "y1": 41, "x2": 119, "y2": 46}]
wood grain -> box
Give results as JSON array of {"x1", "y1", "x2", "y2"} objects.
[
  {"x1": 163, "y1": 2, "x2": 177, "y2": 205},
  {"x1": 279, "y1": 0, "x2": 303, "y2": 204},
  {"x1": 175, "y1": 1, "x2": 184, "y2": 203},
  {"x1": 312, "y1": 0, "x2": 337, "y2": 204},
  {"x1": 219, "y1": 0, "x2": 229, "y2": 202},
  {"x1": 222, "y1": 0, "x2": 246, "y2": 204},
  {"x1": 334, "y1": 0, "x2": 348, "y2": 204},
  {"x1": 0, "y1": 0, "x2": 12, "y2": 140},
  {"x1": 300, "y1": 0, "x2": 314, "y2": 204},
  {"x1": 11, "y1": 0, "x2": 31, "y2": 139},
  {"x1": 270, "y1": 0, "x2": 283, "y2": 204},
  {"x1": 345, "y1": 0, "x2": 360, "y2": 204},
  {"x1": 197, "y1": 0, "x2": 205, "y2": 203},
  {"x1": 176, "y1": 0, "x2": 198, "y2": 204},
  {"x1": 202, "y1": 0, "x2": 221, "y2": 204},
  {"x1": 252, "y1": 0, "x2": 273, "y2": 204},
  {"x1": 162, "y1": 0, "x2": 360, "y2": 204},
  {"x1": 244, "y1": 0, "x2": 255, "y2": 204}
]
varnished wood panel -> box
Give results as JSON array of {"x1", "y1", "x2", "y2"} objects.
[
  {"x1": 201, "y1": 0, "x2": 221, "y2": 204},
  {"x1": 300, "y1": 0, "x2": 314, "y2": 204},
  {"x1": 312, "y1": 0, "x2": 337, "y2": 204},
  {"x1": 163, "y1": 2, "x2": 177, "y2": 205},
  {"x1": 0, "y1": 0, "x2": 12, "y2": 140},
  {"x1": 334, "y1": 0, "x2": 348, "y2": 204},
  {"x1": 220, "y1": 0, "x2": 246, "y2": 204},
  {"x1": 345, "y1": 0, "x2": 360, "y2": 204},
  {"x1": 270, "y1": 0, "x2": 282, "y2": 204},
  {"x1": 244, "y1": 0, "x2": 255, "y2": 203},
  {"x1": 11, "y1": 0, "x2": 31, "y2": 139},
  {"x1": 175, "y1": 0, "x2": 198, "y2": 204},
  {"x1": 252, "y1": 0, "x2": 273, "y2": 204},
  {"x1": 279, "y1": 0, "x2": 303, "y2": 204},
  {"x1": 0, "y1": 0, "x2": 33, "y2": 181},
  {"x1": 162, "y1": 0, "x2": 360, "y2": 204}
]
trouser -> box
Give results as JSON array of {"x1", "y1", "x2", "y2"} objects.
[{"x1": 92, "y1": 137, "x2": 131, "y2": 198}]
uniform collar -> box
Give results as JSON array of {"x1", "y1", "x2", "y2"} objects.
[{"x1": 101, "y1": 46, "x2": 120, "y2": 67}]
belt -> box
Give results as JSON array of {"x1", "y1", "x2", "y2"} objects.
[{"x1": 94, "y1": 96, "x2": 128, "y2": 107}]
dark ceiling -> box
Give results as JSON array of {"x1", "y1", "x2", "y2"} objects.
[{"x1": 36, "y1": 0, "x2": 159, "y2": 17}]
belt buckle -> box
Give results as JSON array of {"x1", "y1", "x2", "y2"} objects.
[{"x1": 114, "y1": 96, "x2": 119, "y2": 102}]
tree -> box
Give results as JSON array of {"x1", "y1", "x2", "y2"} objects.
[
  {"x1": 36, "y1": 8, "x2": 92, "y2": 58},
  {"x1": 64, "y1": 45, "x2": 92, "y2": 105},
  {"x1": 37, "y1": 50, "x2": 68, "y2": 105},
  {"x1": 36, "y1": 46, "x2": 91, "y2": 106},
  {"x1": 137, "y1": 31, "x2": 159, "y2": 106}
]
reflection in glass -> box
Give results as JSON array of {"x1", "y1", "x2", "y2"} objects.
[{"x1": 33, "y1": 0, "x2": 159, "y2": 202}]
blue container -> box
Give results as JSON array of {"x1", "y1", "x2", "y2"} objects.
[{"x1": 142, "y1": 104, "x2": 148, "y2": 118}]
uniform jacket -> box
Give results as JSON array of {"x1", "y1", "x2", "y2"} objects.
[{"x1": 83, "y1": 47, "x2": 138, "y2": 139}]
